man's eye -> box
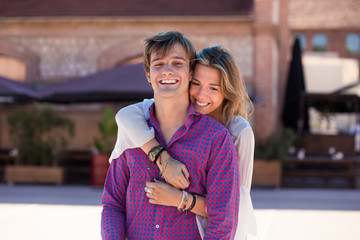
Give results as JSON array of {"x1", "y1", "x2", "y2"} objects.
[{"x1": 174, "y1": 62, "x2": 183, "y2": 67}]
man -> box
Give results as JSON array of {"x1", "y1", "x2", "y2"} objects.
[{"x1": 101, "y1": 31, "x2": 240, "y2": 239}]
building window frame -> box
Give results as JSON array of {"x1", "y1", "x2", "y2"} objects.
[
  {"x1": 346, "y1": 33, "x2": 360, "y2": 55},
  {"x1": 312, "y1": 33, "x2": 327, "y2": 52}
]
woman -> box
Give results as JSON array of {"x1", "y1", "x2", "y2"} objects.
[{"x1": 110, "y1": 46, "x2": 257, "y2": 239}]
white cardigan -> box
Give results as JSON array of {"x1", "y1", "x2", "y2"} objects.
[{"x1": 110, "y1": 99, "x2": 257, "y2": 240}]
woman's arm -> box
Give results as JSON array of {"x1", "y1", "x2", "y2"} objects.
[
  {"x1": 109, "y1": 99, "x2": 155, "y2": 162},
  {"x1": 232, "y1": 125, "x2": 258, "y2": 239},
  {"x1": 111, "y1": 99, "x2": 190, "y2": 189},
  {"x1": 145, "y1": 180, "x2": 207, "y2": 218},
  {"x1": 234, "y1": 127, "x2": 255, "y2": 189}
]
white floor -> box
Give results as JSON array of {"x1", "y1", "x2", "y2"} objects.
[{"x1": 1, "y1": 185, "x2": 360, "y2": 240}]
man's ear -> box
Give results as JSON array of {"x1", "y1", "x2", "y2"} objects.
[
  {"x1": 146, "y1": 72, "x2": 151, "y2": 85},
  {"x1": 189, "y1": 71, "x2": 193, "y2": 81}
]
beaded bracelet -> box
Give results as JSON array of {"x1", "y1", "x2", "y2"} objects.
[{"x1": 177, "y1": 190, "x2": 188, "y2": 211}]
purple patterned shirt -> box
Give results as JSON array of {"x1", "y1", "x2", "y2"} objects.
[{"x1": 101, "y1": 104, "x2": 240, "y2": 240}]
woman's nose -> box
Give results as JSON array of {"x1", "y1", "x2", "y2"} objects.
[{"x1": 196, "y1": 87, "x2": 207, "y2": 98}]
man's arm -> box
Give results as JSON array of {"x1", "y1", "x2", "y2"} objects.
[
  {"x1": 101, "y1": 155, "x2": 129, "y2": 240},
  {"x1": 204, "y1": 130, "x2": 240, "y2": 240}
]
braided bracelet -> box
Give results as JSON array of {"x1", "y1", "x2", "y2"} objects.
[{"x1": 160, "y1": 158, "x2": 170, "y2": 177}]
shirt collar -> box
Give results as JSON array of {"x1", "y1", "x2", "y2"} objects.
[{"x1": 148, "y1": 102, "x2": 201, "y2": 133}]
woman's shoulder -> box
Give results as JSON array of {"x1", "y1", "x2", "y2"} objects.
[
  {"x1": 115, "y1": 98, "x2": 154, "y2": 120},
  {"x1": 226, "y1": 115, "x2": 253, "y2": 138}
]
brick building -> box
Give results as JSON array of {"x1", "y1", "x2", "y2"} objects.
[
  {"x1": 289, "y1": 0, "x2": 360, "y2": 65},
  {"x1": 0, "y1": 0, "x2": 291, "y2": 151}
]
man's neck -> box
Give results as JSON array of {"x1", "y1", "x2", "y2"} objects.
[{"x1": 154, "y1": 96, "x2": 190, "y2": 145}]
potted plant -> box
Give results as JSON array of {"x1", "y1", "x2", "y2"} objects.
[
  {"x1": 5, "y1": 104, "x2": 74, "y2": 184},
  {"x1": 91, "y1": 106, "x2": 117, "y2": 187},
  {"x1": 253, "y1": 127, "x2": 297, "y2": 187}
]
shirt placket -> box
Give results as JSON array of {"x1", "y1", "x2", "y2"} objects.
[{"x1": 152, "y1": 206, "x2": 163, "y2": 239}]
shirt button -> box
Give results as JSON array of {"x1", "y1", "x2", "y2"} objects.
[{"x1": 155, "y1": 224, "x2": 160, "y2": 229}]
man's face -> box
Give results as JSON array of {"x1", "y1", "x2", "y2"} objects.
[{"x1": 146, "y1": 43, "x2": 192, "y2": 99}]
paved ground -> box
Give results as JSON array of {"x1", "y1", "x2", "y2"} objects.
[{"x1": 0, "y1": 184, "x2": 359, "y2": 240}]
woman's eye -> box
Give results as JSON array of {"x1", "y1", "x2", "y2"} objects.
[
  {"x1": 210, "y1": 87, "x2": 218, "y2": 91},
  {"x1": 191, "y1": 81, "x2": 200, "y2": 86}
]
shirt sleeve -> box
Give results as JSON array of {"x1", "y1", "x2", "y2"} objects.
[
  {"x1": 204, "y1": 130, "x2": 240, "y2": 240},
  {"x1": 101, "y1": 155, "x2": 129, "y2": 240},
  {"x1": 234, "y1": 127, "x2": 255, "y2": 190},
  {"x1": 234, "y1": 127, "x2": 258, "y2": 239},
  {"x1": 109, "y1": 98, "x2": 155, "y2": 163}
]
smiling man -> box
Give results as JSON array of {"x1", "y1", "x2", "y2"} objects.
[{"x1": 101, "y1": 31, "x2": 240, "y2": 240}]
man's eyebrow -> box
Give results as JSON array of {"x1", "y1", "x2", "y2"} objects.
[
  {"x1": 151, "y1": 56, "x2": 187, "y2": 63},
  {"x1": 173, "y1": 56, "x2": 187, "y2": 61},
  {"x1": 151, "y1": 57, "x2": 161, "y2": 63}
]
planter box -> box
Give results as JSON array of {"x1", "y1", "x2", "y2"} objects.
[
  {"x1": 5, "y1": 166, "x2": 64, "y2": 185},
  {"x1": 91, "y1": 153, "x2": 110, "y2": 187},
  {"x1": 252, "y1": 160, "x2": 282, "y2": 187}
]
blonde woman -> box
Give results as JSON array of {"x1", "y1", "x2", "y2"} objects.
[{"x1": 110, "y1": 46, "x2": 257, "y2": 239}]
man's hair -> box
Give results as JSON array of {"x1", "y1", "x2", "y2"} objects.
[
  {"x1": 196, "y1": 46, "x2": 253, "y2": 123},
  {"x1": 143, "y1": 31, "x2": 196, "y2": 73}
]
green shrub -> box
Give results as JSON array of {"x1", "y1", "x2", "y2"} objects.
[
  {"x1": 254, "y1": 127, "x2": 297, "y2": 162},
  {"x1": 7, "y1": 104, "x2": 74, "y2": 166},
  {"x1": 94, "y1": 107, "x2": 117, "y2": 154}
]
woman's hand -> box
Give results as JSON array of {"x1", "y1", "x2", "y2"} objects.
[
  {"x1": 159, "y1": 152, "x2": 190, "y2": 190},
  {"x1": 145, "y1": 179, "x2": 183, "y2": 207}
]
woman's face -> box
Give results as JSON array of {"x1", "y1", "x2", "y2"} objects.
[{"x1": 189, "y1": 64, "x2": 225, "y2": 122}]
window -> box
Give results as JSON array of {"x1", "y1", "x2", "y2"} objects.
[
  {"x1": 312, "y1": 34, "x2": 327, "y2": 52},
  {"x1": 0, "y1": 56, "x2": 26, "y2": 82},
  {"x1": 346, "y1": 33, "x2": 360, "y2": 55},
  {"x1": 295, "y1": 34, "x2": 306, "y2": 51}
]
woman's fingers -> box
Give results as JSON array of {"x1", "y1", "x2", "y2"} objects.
[
  {"x1": 181, "y1": 164, "x2": 190, "y2": 180},
  {"x1": 178, "y1": 176, "x2": 190, "y2": 189},
  {"x1": 161, "y1": 159, "x2": 190, "y2": 189}
]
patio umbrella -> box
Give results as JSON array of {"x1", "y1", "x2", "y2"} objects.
[
  {"x1": 39, "y1": 63, "x2": 152, "y2": 103},
  {"x1": 281, "y1": 37, "x2": 309, "y2": 133},
  {"x1": 0, "y1": 76, "x2": 39, "y2": 103}
]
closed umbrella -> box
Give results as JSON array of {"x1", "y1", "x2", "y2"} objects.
[{"x1": 281, "y1": 37, "x2": 309, "y2": 133}]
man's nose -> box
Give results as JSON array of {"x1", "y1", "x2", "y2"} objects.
[{"x1": 161, "y1": 63, "x2": 173, "y2": 75}]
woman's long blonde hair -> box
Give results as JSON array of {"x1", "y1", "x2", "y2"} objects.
[{"x1": 195, "y1": 46, "x2": 253, "y2": 124}]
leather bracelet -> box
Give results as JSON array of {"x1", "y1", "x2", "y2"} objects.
[
  {"x1": 154, "y1": 148, "x2": 166, "y2": 165},
  {"x1": 187, "y1": 193, "x2": 196, "y2": 212},
  {"x1": 148, "y1": 145, "x2": 164, "y2": 162}
]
